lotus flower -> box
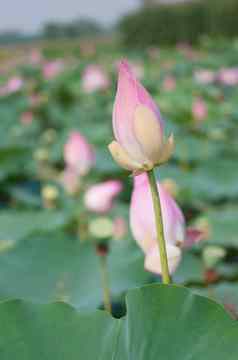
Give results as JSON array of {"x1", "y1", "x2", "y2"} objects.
[
  {"x1": 217, "y1": 67, "x2": 238, "y2": 86},
  {"x1": 82, "y1": 65, "x2": 110, "y2": 93},
  {"x1": 192, "y1": 97, "x2": 208, "y2": 123},
  {"x1": 84, "y1": 180, "x2": 123, "y2": 214},
  {"x1": 194, "y1": 69, "x2": 216, "y2": 85},
  {"x1": 0, "y1": 76, "x2": 23, "y2": 96},
  {"x1": 130, "y1": 173, "x2": 203, "y2": 275},
  {"x1": 7, "y1": 77, "x2": 24, "y2": 93},
  {"x1": 64, "y1": 131, "x2": 95, "y2": 176},
  {"x1": 108, "y1": 60, "x2": 174, "y2": 175},
  {"x1": 43, "y1": 60, "x2": 64, "y2": 80}
]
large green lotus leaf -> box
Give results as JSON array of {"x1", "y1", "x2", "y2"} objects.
[
  {"x1": 0, "y1": 285, "x2": 237, "y2": 359},
  {"x1": 194, "y1": 283, "x2": 238, "y2": 313},
  {"x1": 0, "y1": 210, "x2": 71, "y2": 243},
  {"x1": 0, "y1": 234, "x2": 149, "y2": 309}
]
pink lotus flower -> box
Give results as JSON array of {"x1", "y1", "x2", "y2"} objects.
[
  {"x1": 81, "y1": 65, "x2": 110, "y2": 93},
  {"x1": 0, "y1": 76, "x2": 24, "y2": 96},
  {"x1": 163, "y1": 75, "x2": 176, "y2": 92},
  {"x1": 7, "y1": 77, "x2": 24, "y2": 93},
  {"x1": 217, "y1": 67, "x2": 238, "y2": 86},
  {"x1": 192, "y1": 97, "x2": 208, "y2": 123},
  {"x1": 43, "y1": 60, "x2": 64, "y2": 80},
  {"x1": 194, "y1": 69, "x2": 216, "y2": 85},
  {"x1": 108, "y1": 60, "x2": 174, "y2": 174},
  {"x1": 64, "y1": 131, "x2": 95, "y2": 176},
  {"x1": 84, "y1": 180, "x2": 123, "y2": 214},
  {"x1": 130, "y1": 173, "x2": 203, "y2": 275}
]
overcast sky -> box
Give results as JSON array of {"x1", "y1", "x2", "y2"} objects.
[{"x1": 0, "y1": 0, "x2": 140, "y2": 33}]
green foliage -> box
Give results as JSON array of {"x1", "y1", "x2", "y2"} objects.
[
  {"x1": 119, "y1": 0, "x2": 238, "y2": 47},
  {"x1": 0, "y1": 285, "x2": 237, "y2": 359}
]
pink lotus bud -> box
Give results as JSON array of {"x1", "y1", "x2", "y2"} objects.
[
  {"x1": 192, "y1": 97, "x2": 208, "y2": 123},
  {"x1": 43, "y1": 60, "x2": 64, "y2": 80},
  {"x1": 162, "y1": 75, "x2": 176, "y2": 92},
  {"x1": 130, "y1": 173, "x2": 202, "y2": 275},
  {"x1": 81, "y1": 65, "x2": 110, "y2": 93},
  {"x1": 64, "y1": 131, "x2": 95, "y2": 176},
  {"x1": 217, "y1": 67, "x2": 238, "y2": 86},
  {"x1": 84, "y1": 180, "x2": 123, "y2": 214},
  {"x1": 108, "y1": 60, "x2": 174, "y2": 175},
  {"x1": 20, "y1": 111, "x2": 33, "y2": 126},
  {"x1": 194, "y1": 69, "x2": 216, "y2": 85}
]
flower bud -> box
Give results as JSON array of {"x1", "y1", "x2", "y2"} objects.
[
  {"x1": 82, "y1": 65, "x2": 110, "y2": 93},
  {"x1": 130, "y1": 173, "x2": 203, "y2": 275},
  {"x1": 64, "y1": 131, "x2": 95, "y2": 176},
  {"x1": 84, "y1": 180, "x2": 122, "y2": 214},
  {"x1": 108, "y1": 60, "x2": 174, "y2": 174}
]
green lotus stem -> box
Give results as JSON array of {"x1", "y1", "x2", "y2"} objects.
[
  {"x1": 147, "y1": 169, "x2": 171, "y2": 284},
  {"x1": 99, "y1": 252, "x2": 112, "y2": 313}
]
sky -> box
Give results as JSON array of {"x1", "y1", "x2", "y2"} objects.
[{"x1": 0, "y1": 0, "x2": 140, "y2": 33}]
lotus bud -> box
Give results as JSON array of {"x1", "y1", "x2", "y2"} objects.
[
  {"x1": 108, "y1": 60, "x2": 174, "y2": 175},
  {"x1": 84, "y1": 180, "x2": 123, "y2": 214},
  {"x1": 64, "y1": 131, "x2": 95, "y2": 176},
  {"x1": 192, "y1": 97, "x2": 208, "y2": 123},
  {"x1": 43, "y1": 60, "x2": 64, "y2": 80},
  {"x1": 81, "y1": 65, "x2": 110, "y2": 93},
  {"x1": 130, "y1": 173, "x2": 203, "y2": 275}
]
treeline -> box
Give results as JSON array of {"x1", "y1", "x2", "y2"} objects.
[
  {"x1": 0, "y1": 18, "x2": 104, "y2": 45},
  {"x1": 119, "y1": 0, "x2": 238, "y2": 47},
  {"x1": 42, "y1": 18, "x2": 104, "y2": 39}
]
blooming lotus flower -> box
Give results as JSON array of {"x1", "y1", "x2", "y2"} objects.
[
  {"x1": 130, "y1": 173, "x2": 203, "y2": 275},
  {"x1": 82, "y1": 65, "x2": 110, "y2": 93},
  {"x1": 0, "y1": 76, "x2": 24, "y2": 97},
  {"x1": 43, "y1": 60, "x2": 64, "y2": 80},
  {"x1": 84, "y1": 180, "x2": 123, "y2": 214},
  {"x1": 108, "y1": 60, "x2": 174, "y2": 175},
  {"x1": 7, "y1": 77, "x2": 24, "y2": 93},
  {"x1": 64, "y1": 131, "x2": 95, "y2": 176},
  {"x1": 192, "y1": 97, "x2": 208, "y2": 123},
  {"x1": 217, "y1": 67, "x2": 238, "y2": 86},
  {"x1": 194, "y1": 69, "x2": 216, "y2": 85}
]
